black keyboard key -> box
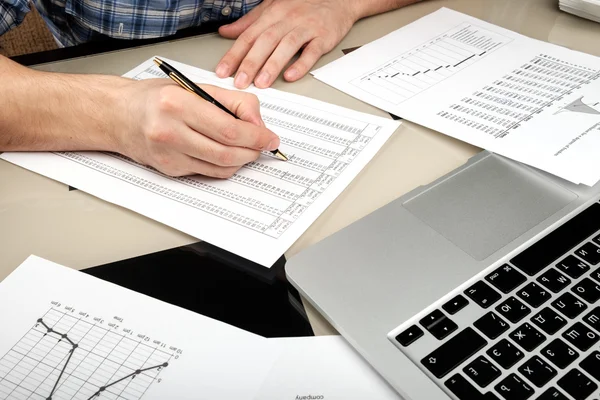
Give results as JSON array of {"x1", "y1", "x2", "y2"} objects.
[
  {"x1": 421, "y1": 327, "x2": 487, "y2": 379},
  {"x1": 463, "y1": 356, "x2": 501, "y2": 388},
  {"x1": 495, "y1": 373, "x2": 534, "y2": 400},
  {"x1": 572, "y1": 278, "x2": 600, "y2": 303},
  {"x1": 557, "y1": 369, "x2": 597, "y2": 400},
  {"x1": 487, "y1": 339, "x2": 524, "y2": 369},
  {"x1": 445, "y1": 374, "x2": 486, "y2": 400},
  {"x1": 396, "y1": 325, "x2": 423, "y2": 347},
  {"x1": 563, "y1": 322, "x2": 599, "y2": 351},
  {"x1": 583, "y1": 307, "x2": 600, "y2": 332},
  {"x1": 486, "y1": 264, "x2": 526, "y2": 294},
  {"x1": 536, "y1": 387, "x2": 569, "y2": 400},
  {"x1": 474, "y1": 312, "x2": 509, "y2": 340},
  {"x1": 541, "y1": 339, "x2": 579, "y2": 369},
  {"x1": 419, "y1": 309, "x2": 457, "y2": 340},
  {"x1": 511, "y1": 204, "x2": 600, "y2": 276},
  {"x1": 576, "y1": 242, "x2": 600, "y2": 266},
  {"x1": 557, "y1": 255, "x2": 590, "y2": 279},
  {"x1": 593, "y1": 234, "x2": 600, "y2": 247},
  {"x1": 420, "y1": 309, "x2": 445, "y2": 328},
  {"x1": 517, "y1": 282, "x2": 550, "y2": 308},
  {"x1": 518, "y1": 355, "x2": 557, "y2": 388},
  {"x1": 429, "y1": 318, "x2": 458, "y2": 340},
  {"x1": 537, "y1": 269, "x2": 571, "y2": 293},
  {"x1": 443, "y1": 294, "x2": 469, "y2": 315},
  {"x1": 510, "y1": 322, "x2": 546, "y2": 351},
  {"x1": 579, "y1": 351, "x2": 600, "y2": 382},
  {"x1": 553, "y1": 292, "x2": 588, "y2": 318},
  {"x1": 590, "y1": 267, "x2": 600, "y2": 283},
  {"x1": 465, "y1": 281, "x2": 501, "y2": 309},
  {"x1": 496, "y1": 296, "x2": 531, "y2": 323},
  {"x1": 531, "y1": 308, "x2": 567, "y2": 335}
]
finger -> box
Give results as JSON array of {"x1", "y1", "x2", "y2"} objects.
[
  {"x1": 149, "y1": 149, "x2": 192, "y2": 177},
  {"x1": 254, "y1": 27, "x2": 313, "y2": 88},
  {"x1": 216, "y1": 14, "x2": 281, "y2": 80},
  {"x1": 216, "y1": 2, "x2": 272, "y2": 78},
  {"x1": 200, "y1": 85, "x2": 265, "y2": 127},
  {"x1": 152, "y1": 151, "x2": 242, "y2": 179},
  {"x1": 218, "y1": 2, "x2": 266, "y2": 40},
  {"x1": 177, "y1": 86, "x2": 279, "y2": 150},
  {"x1": 177, "y1": 127, "x2": 262, "y2": 167},
  {"x1": 183, "y1": 94, "x2": 279, "y2": 150},
  {"x1": 198, "y1": 85, "x2": 274, "y2": 135},
  {"x1": 182, "y1": 155, "x2": 242, "y2": 179},
  {"x1": 284, "y1": 38, "x2": 327, "y2": 82},
  {"x1": 234, "y1": 23, "x2": 290, "y2": 89}
]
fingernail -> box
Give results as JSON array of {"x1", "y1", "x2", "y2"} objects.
[
  {"x1": 285, "y1": 68, "x2": 299, "y2": 81},
  {"x1": 267, "y1": 136, "x2": 280, "y2": 151},
  {"x1": 255, "y1": 71, "x2": 271, "y2": 88},
  {"x1": 234, "y1": 72, "x2": 248, "y2": 88},
  {"x1": 216, "y1": 63, "x2": 229, "y2": 77}
]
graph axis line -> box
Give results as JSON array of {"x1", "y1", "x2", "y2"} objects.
[{"x1": 0, "y1": 308, "x2": 174, "y2": 400}]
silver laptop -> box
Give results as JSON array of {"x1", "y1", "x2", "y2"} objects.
[{"x1": 286, "y1": 151, "x2": 600, "y2": 400}]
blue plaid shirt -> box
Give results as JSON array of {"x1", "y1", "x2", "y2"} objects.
[{"x1": 0, "y1": 0, "x2": 260, "y2": 46}]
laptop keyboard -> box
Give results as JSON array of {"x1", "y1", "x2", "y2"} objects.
[{"x1": 389, "y1": 201, "x2": 600, "y2": 400}]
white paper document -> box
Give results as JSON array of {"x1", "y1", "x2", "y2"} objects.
[
  {"x1": 0, "y1": 256, "x2": 279, "y2": 400},
  {"x1": 560, "y1": 0, "x2": 600, "y2": 23},
  {"x1": 313, "y1": 8, "x2": 600, "y2": 185},
  {"x1": 256, "y1": 336, "x2": 401, "y2": 400},
  {"x1": 1, "y1": 58, "x2": 400, "y2": 267}
]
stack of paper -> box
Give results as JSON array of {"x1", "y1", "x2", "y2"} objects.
[
  {"x1": 313, "y1": 8, "x2": 600, "y2": 186},
  {"x1": 560, "y1": 0, "x2": 600, "y2": 23},
  {"x1": 0, "y1": 256, "x2": 400, "y2": 399}
]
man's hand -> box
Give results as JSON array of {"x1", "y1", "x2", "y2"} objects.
[
  {"x1": 0, "y1": 55, "x2": 279, "y2": 179},
  {"x1": 215, "y1": 0, "x2": 359, "y2": 89},
  {"x1": 120, "y1": 80, "x2": 280, "y2": 177}
]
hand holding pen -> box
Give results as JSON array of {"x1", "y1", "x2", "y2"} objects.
[{"x1": 154, "y1": 57, "x2": 288, "y2": 161}]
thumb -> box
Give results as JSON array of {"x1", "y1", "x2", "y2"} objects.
[{"x1": 218, "y1": 5, "x2": 264, "y2": 39}]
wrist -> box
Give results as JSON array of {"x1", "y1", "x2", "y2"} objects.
[
  {"x1": 346, "y1": 1, "x2": 368, "y2": 22},
  {"x1": 98, "y1": 76, "x2": 137, "y2": 153}
]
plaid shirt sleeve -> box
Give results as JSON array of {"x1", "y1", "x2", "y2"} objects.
[
  {"x1": 22, "y1": 0, "x2": 261, "y2": 47},
  {"x1": 0, "y1": 0, "x2": 31, "y2": 36}
]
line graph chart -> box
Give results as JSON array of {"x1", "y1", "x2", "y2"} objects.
[
  {"x1": 351, "y1": 22, "x2": 513, "y2": 104},
  {"x1": 0, "y1": 308, "x2": 173, "y2": 400}
]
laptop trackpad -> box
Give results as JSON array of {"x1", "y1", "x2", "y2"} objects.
[{"x1": 403, "y1": 155, "x2": 576, "y2": 261}]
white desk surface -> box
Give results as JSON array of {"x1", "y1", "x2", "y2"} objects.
[{"x1": 2, "y1": 0, "x2": 600, "y2": 335}]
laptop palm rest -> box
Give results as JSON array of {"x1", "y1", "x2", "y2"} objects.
[{"x1": 403, "y1": 155, "x2": 577, "y2": 261}]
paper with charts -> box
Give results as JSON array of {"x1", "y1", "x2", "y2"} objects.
[
  {"x1": 0, "y1": 255, "x2": 279, "y2": 400},
  {"x1": 0, "y1": 59, "x2": 400, "y2": 267},
  {"x1": 313, "y1": 8, "x2": 600, "y2": 186},
  {"x1": 0, "y1": 256, "x2": 402, "y2": 400}
]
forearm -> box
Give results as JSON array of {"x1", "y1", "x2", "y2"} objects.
[
  {"x1": 351, "y1": 0, "x2": 425, "y2": 20},
  {"x1": 0, "y1": 55, "x2": 130, "y2": 152}
]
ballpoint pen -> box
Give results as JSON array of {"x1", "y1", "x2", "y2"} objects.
[{"x1": 153, "y1": 57, "x2": 288, "y2": 161}]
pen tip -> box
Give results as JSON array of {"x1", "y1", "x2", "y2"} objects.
[
  {"x1": 276, "y1": 151, "x2": 289, "y2": 161},
  {"x1": 153, "y1": 57, "x2": 163, "y2": 66}
]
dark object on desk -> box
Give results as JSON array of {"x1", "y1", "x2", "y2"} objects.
[
  {"x1": 153, "y1": 57, "x2": 288, "y2": 161},
  {"x1": 340, "y1": 47, "x2": 402, "y2": 121},
  {"x1": 341, "y1": 46, "x2": 362, "y2": 55},
  {"x1": 83, "y1": 242, "x2": 314, "y2": 338}
]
